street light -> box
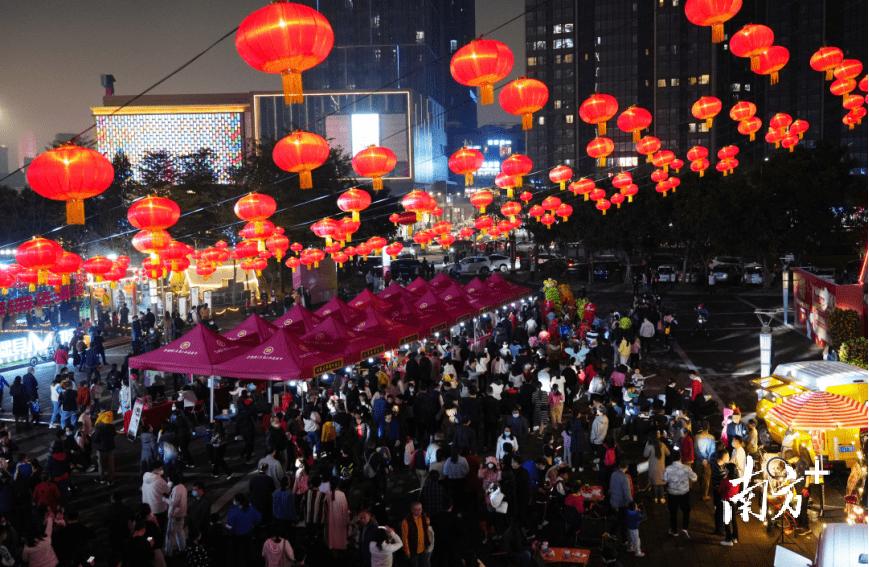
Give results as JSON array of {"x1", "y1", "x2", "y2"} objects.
[{"x1": 755, "y1": 309, "x2": 782, "y2": 377}]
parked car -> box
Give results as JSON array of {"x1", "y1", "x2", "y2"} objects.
[
  {"x1": 389, "y1": 257, "x2": 422, "y2": 280},
  {"x1": 487, "y1": 254, "x2": 519, "y2": 272},
  {"x1": 710, "y1": 256, "x2": 743, "y2": 283},
  {"x1": 593, "y1": 261, "x2": 625, "y2": 282},
  {"x1": 678, "y1": 264, "x2": 703, "y2": 284},
  {"x1": 355, "y1": 255, "x2": 383, "y2": 276},
  {"x1": 454, "y1": 255, "x2": 496, "y2": 275},
  {"x1": 535, "y1": 253, "x2": 565, "y2": 265},
  {"x1": 657, "y1": 264, "x2": 679, "y2": 283},
  {"x1": 742, "y1": 263, "x2": 764, "y2": 285}
]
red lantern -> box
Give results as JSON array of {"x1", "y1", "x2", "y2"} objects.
[
  {"x1": 16, "y1": 237, "x2": 62, "y2": 285},
  {"x1": 765, "y1": 128, "x2": 784, "y2": 148},
  {"x1": 128, "y1": 196, "x2": 181, "y2": 231},
  {"x1": 235, "y1": 240, "x2": 261, "y2": 259},
  {"x1": 495, "y1": 172, "x2": 518, "y2": 198},
  {"x1": 691, "y1": 159, "x2": 710, "y2": 177},
  {"x1": 717, "y1": 145, "x2": 739, "y2": 160},
  {"x1": 684, "y1": 0, "x2": 742, "y2": 43},
  {"x1": 617, "y1": 106, "x2": 653, "y2": 142},
  {"x1": 587, "y1": 137, "x2": 614, "y2": 167},
  {"x1": 324, "y1": 243, "x2": 342, "y2": 257},
  {"x1": 656, "y1": 180, "x2": 671, "y2": 196},
  {"x1": 692, "y1": 96, "x2": 722, "y2": 129},
  {"x1": 769, "y1": 113, "x2": 792, "y2": 135},
  {"x1": 729, "y1": 101, "x2": 757, "y2": 122},
  {"x1": 579, "y1": 93, "x2": 619, "y2": 136},
  {"x1": 589, "y1": 188, "x2": 607, "y2": 202},
  {"x1": 50, "y1": 251, "x2": 83, "y2": 285},
  {"x1": 651, "y1": 169, "x2": 669, "y2": 183},
  {"x1": 17, "y1": 268, "x2": 40, "y2": 291},
  {"x1": 843, "y1": 94, "x2": 865, "y2": 110},
  {"x1": 860, "y1": 75, "x2": 868, "y2": 92},
  {"x1": 235, "y1": 2, "x2": 334, "y2": 104},
  {"x1": 610, "y1": 193, "x2": 626, "y2": 209},
  {"x1": 439, "y1": 234, "x2": 456, "y2": 247},
  {"x1": 834, "y1": 59, "x2": 863, "y2": 82},
  {"x1": 285, "y1": 256, "x2": 301, "y2": 272},
  {"x1": 290, "y1": 242, "x2": 303, "y2": 255},
  {"x1": 555, "y1": 203, "x2": 573, "y2": 222},
  {"x1": 528, "y1": 205, "x2": 545, "y2": 222},
  {"x1": 234, "y1": 193, "x2": 276, "y2": 229},
  {"x1": 651, "y1": 150, "x2": 675, "y2": 172},
  {"x1": 337, "y1": 188, "x2": 371, "y2": 222},
  {"x1": 755, "y1": 46, "x2": 788, "y2": 85},
  {"x1": 450, "y1": 39, "x2": 514, "y2": 105},
  {"x1": 596, "y1": 199, "x2": 612, "y2": 216},
  {"x1": 781, "y1": 135, "x2": 800, "y2": 152},
  {"x1": 569, "y1": 179, "x2": 596, "y2": 201},
  {"x1": 160, "y1": 241, "x2": 190, "y2": 272},
  {"x1": 497, "y1": 220, "x2": 512, "y2": 233},
  {"x1": 459, "y1": 227, "x2": 474, "y2": 239},
  {"x1": 402, "y1": 189, "x2": 436, "y2": 221},
  {"x1": 132, "y1": 230, "x2": 171, "y2": 259},
  {"x1": 352, "y1": 146, "x2": 397, "y2": 191},
  {"x1": 671, "y1": 159, "x2": 684, "y2": 173},
  {"x1": 637, "y1": 136, "x2": 661, "y2": 163},
  {"x1": 500, "y1": 201, "x2": 521, "y2": 220},
  {"x1": 333, "y1": 252, "x2": 349, "y2": 267},
  {"x1": 344, "y1": 246, "x2": 357, "y2": 258},
  {"x1": 542, "y1": 196, "x2": 562, "y2": 213},
  {"x1": 311, "y1": 218, "x2": 339, "y2": 245},
  {"x1": 354, "y1": 242, "x2": 371, "y2": 258},
  {"x1": 488, "y1": 227, "x2": 503, "y2": 239},
  {"x1": 273, "y1": 131, "x2": 331, "y2": 189},
  {"x1": 266, "y1": 233, "x2": 290, "y2": 261},
  {"x1": 470, "y1": 190, "x2": 494, "y2": 214},
  {"x1": 390, "y1": 213, "x2": 402, "y2": 225},
  {"x1": 716, "y1": 158, "x2": 739, "y2": 176},
  {"x1": 474, "y1": 216, "x2": 494, "y2": 234},
  {"x1": 687, "y1": 146, "x2": 708, "y2": 162},
  {"x1": 621, "y1": 184, "x2": 639, "y2": 202},
  {"x1": 669, "y1": 177, "x2": 681, "y2": 193},
  {"x1": 432, "y1": 207, "x2": 444, "y2": 217},
  {"x1": 240, "y1": 220, "x2": 276, "y2": 246},
  {"x1": 730, "y1": 24, "x2": 774, "y2": 71},
  {"x1": 307, "y1": 248, "x2": 326, "y2": 268},
  {"x1": 196, "y1": 263, "x2": 216, "y2": 278},
  {"x1": 844, "y1": 107, "x2": 867, "y2": 129},
  {"x1": 413, "y1": 231, "x2": 433, "y2": 250},
  {"x1": 540, "y1": 214, "x2": 556, "y2": 230},
  {"x1": 549, "y1": 165, "x2": 573, "y2": 191},
  {"x1": 433, "y1": 221, "x2": 452, "y2": 236},
  {"x1": 501, "y1": 154, "x2": 533, "y2": 192},
  {"x1": 811, "y1": 47, "x2": 844, "y2": 80},
  {"x1": 449, "y1": 147, "x2": 485, "y2": 185},
  {"x1": 26, "y1": 143, "x2": 114, "y2": 225},
  {"x1": 338, "y1": 217, "x2": 360, "y2": 243},
  {"x1": 366, "y1": 237, "x2": 387, "y2": 254},
  {"x1": 83, "y1": 255, "x2": 113, "y2": 282},
  {"x1": 385, "y1": 242, "x2": 404, "y2": 259},
  {"x1": 612, "y1": 173, "x2": 632, "y2": 191},
  {"x1": 831, "y1": 78, "x2": 857, "y2": 101},
  {"x1": 395, "y1": 211, "x2": 418, "y2": 228},
  {"x1": 738, "y1": 117, "x2": 763, "y2": 140},
  {"x1": 499, "y1": 78, "x2": 549, "y2": 130},
  {"x1": 519, "y1": 191, "x2": 533, "y2": 206},
  {"x1": 789, "y1": 119, "x2": 809, "y2": 139}
]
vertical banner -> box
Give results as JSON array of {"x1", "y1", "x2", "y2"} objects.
[
  {"x1": 292, "y1": 258, "x2": 338, "y2": 304},
  {"x1": 203, "y1": 291, "x2": 213, "y2": 311}
]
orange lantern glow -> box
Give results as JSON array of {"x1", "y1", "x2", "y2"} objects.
[
  {"x1": 755, "y1": 46, "x2": 789, "y2": 85},
  {"x1": 366, "y1": 237, "x2": 387, "y2": 255},
  {"x1": 843, "y1": 94, "x2": 865, "y2": 110},
  {"x1": 716, "y1": 158, "x2": 739, "y2": 176},
  {"x1": 234, "y1": 193, "x2": 276, "y2": 231},
  {"x1": 811, "y1": 47, "x2": 844, "y2": 80},
  {"x1": 684, "y1": 0, "x2": 742, "y2": 43},
  {"x1": 449, "y1": 147, "x2": 485, "y2": 185},
  {"x1": 337, "y1": 188, "x2": 371, "y2": 222},
  {"x1": 587, "y1": 137, "x2": 614, "y2": 167},
  {"x1": 450, "y1": 39, "x2": 514, "y2": 105},
  {"x1": 729, "y1": 101, "x2": 757, "y2": 122},
  {"x1": 769, "y1": 113, "x2": 792, "y2": 135},
  {"x1": 501, "y1": 154, "x2": 533, "y2": 193},
  {"x1": 470, "y1": 190, "x2": 494, "y2": 214},
  {"x1": 738, "y1": 117, "x2": 763, "y2": 140},
  {"x1": 781, "y1": 134, "x2": 799, "y2": 152},
  {"x1": 789, "y1": 119, "x2": 809, "y2": 139},
  {"x1": 26, "y1": 143, "x2": 114, "y2": 225},
  {"x1": 687, "y1": 146, "x2": 708, "y2": 162},
  {"x1": 528, "y1": 205, "x2": 545, "y2": 223},
  {"x1": 540, "y1": 214, "x2": 556, "y2": 230},
  {"x1": 617, "y1": 106, "x2": 653, "y2": 142},
  {"x1": 519, "y1": 191, "x2": 533, "y2": 206},
  {"x1": 273, "y1": 130, "x2": 330, "y2": 189},
  {"x1": 459, "y1": 227, "x2": 473, "y2": 239},
  {"x1": 413, "y1": 231, "x2": 434, "y2": 250},
  {"x1": 285, "y1": 256, "x2": 301, "y2": 272},
  {"x1": 555, "y1": 203, "x2": 573, "y2": 222},
  {"x1": 621, "y1": 184, "x2": 638, "y2": 202},
  {"x1": 499, "y1": 77, "x2": 549, "y2": 130},
  {"x1": 549, "y1": 165, "x2": 573, "y2": 191},
  {"x1": 579, "y1": 93, "x2": 619, "y2": 136},
  {"x1": 831, "y1": 78, "x2": 857, "y2": 101},
  {"x1": 669, "y1": 177, "x2": 681, "y2": 193},
  {"x1": 692, "y1": 96, "x2": 722, "y2": 129},
  {"x1": 433, "y1": 221, "x2": 452, "y2": 236},
  {"x1": 671, "y1": 159, "x2": 684, "y2": 173},
  {"x1": 50, "y1": 251, "x2": 83, "y2": 285},
  {"x1": 16, "y1": 237, "x2": 62, "y2": 285},
  {"x1": 266, "y1": 233, "x2": 290, "y2": 261},
  {"x1": 765, "y1": 128, "x2": 783, "y2": 148},
  {"x1": 569, "y1": 179, "x2": 596, "y2": 201},
  {"x1": 717, "y1": 145, "x2": 740, "y2": 160},
  {"x1": 589, "y1": 188, "x2": 606, "y2": 202},
  {"x1": 729, "y1": 24, "x2": 774, "y2": 71},
  {"x1": 83, "y1": 255, "x2": 113, "y2": 283},
  {"x1": 860, "y1": 75, "x2": 868, "y2": 92},
  {"x1": 474, "y1": 215, "x2": 494, "y2": 234},
  {"x1": 612, "y1": 173, "x2": 632, "y2": 191},
  {"x1": 402, "y1": 189, "x2": 436, "y2": 221},
  {"x1": 651, "y1": 150, "x2": 675, "y2": 172},
  {"x1": 844, "y1": 107, "x2": 866, "y2": 129},
  {"x1": 311, "y1": 218, "x2": 339, "y2": 245},
  {"x1": 637, "y1": 136, "x2": 661, "y2": 163},
  {"x1": 235, "y1": 2, "x2": 334, "y2": 104},
  {"x1": 691, "y1": 159, "x2": 710, "y2": 177},
  {"x1": 596, "y1": 199, "x2": 612, "y2": 216},
  {"x1": 834, "y1": 59, "x2": 863, "y2": 82},
  {"x1": 651, "y1": 169, "x2": 669, "y2": 183},
  {"x1": 128, "y1": 195, "x2": 181, "y2": 231},
  {"x1": 610, "y1": 193, "x2": 626, "y2": 209},
  {"x1": 542, "y1": 196, "x2": 562, "y2": 214},
  {"x1": 495, "y1": 172, "x2": 517, "y2": 198},
  {"x1": 352, "y1": 145, "x2": 397, "y2": 191}
]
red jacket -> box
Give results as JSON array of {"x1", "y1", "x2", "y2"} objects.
[{"x1": 680, "y1": 435, "x2": 695, "y2": 464}]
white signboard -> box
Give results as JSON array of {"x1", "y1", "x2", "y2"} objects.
[{"x1": 127, "y1": 398, "x2": 146, "y2": 440}]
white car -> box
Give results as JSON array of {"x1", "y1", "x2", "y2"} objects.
[
  {"x1": 456, "y1": 254, "x2": 517, "y2": 274},
  {"x1": 743, "y1": 263, "x2": 764, "y2": 285},
  {"x1": 657, "y1": 264, "x2": 679, "y2": 283}
]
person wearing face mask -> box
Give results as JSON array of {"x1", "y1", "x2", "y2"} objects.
[
  {"x1": 503, "y1": 407, "x2": 529, "y2": 447},
  {"x1": 495, "y1": 427, "x2": 518, "y2": 462},
  {"x1": 187, "y1": 482, "x2": 211, "y2": 544}
]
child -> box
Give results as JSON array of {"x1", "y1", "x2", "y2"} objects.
[
  {"x1": 626, "y1": 501, "x2": 646, "y2": 557},
  {"x1": 630, "y1": 339, "x2": 641, "y2": 367}
]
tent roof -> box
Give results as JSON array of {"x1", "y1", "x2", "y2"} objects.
[
  {"x1": 212, "y1": 328, "x2": 340, "y2": 381},
  {"x1": 223, "y1": 313, "x2": 278, "y2": 343},
  {"x1": 379, "y1": 282, "x2": 421, "y2": 304},
  {"x1": 352, "y1": 306, "x2": 420, "y2": 349},
  {"x1": 463, "y1": 277, "x2": 500, "y2": 311},
  {"x1": 428, "y1": 272, "x2": 457, "y2": 291},
  {"x1": 315, "y1": 296, "x2": 365, "y2": 327},
  {"x1": 302, "y1": 315, "x2": 390, "y2": 364},
  {"x1": 406, "y1": 277, "x2": 436, "y2": 295},
  {"x1": 379, "y1": 295, "x2": 428, "y2": 338},
  {"x1": 272, "y1": 305, "x2": 322, "y2": 335},
  {"x1": 439, "y1": 282, "x2": 478, "y2": 323},
  {"x1": 347, "y1": 288, "x2": 394, "y2": 312},
  {"x1": 484, "y1": 273, "x2": 532, "y2": 304},
  {"x1": 130, "y1": 323, "x2": 258, "y2": 375},
  {"x1": 410, "y1": 289, "x2": 455, "y2": 335}
]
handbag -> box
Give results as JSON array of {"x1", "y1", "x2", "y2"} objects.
[{"x1": 29, "y1": 401, "x2": 40, "y2": 416}]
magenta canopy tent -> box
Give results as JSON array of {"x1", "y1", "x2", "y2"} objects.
[
  {"x1": 379, "y1": 281, "x2": 422, "y2": 304},
  {"x1": 129, "y1": 323, "x2": 259, "y2": 375},
  {"x1": 347, "y1": 288, "x2": 394, "y2": 312},
  {"x1": 272, "y1": 304, "x2": 322, "y2": 335},
  {"x1": 315, "y1": 296, "x2": 365, "y2": 327},
  {"x1": 406, "y1": 277, "x2": 437, "y2": 295},
  {"x1": 212, "y1": 328, "x2": 342, "y2": 381},
  {"x1": 439, "y1": 282, "x2": 478, "y2": 324},
  {"x1": 352, "y1": 306, "x2": 420, "y2": 350},
  {"x1": 223, "y1": 313, "x2": 278, "y2": 343},
  {"x1": 428, "y1": 273, "x2": 456, "y2": 291},
  {"x1": 409, "y1": 289, "x2": 455, "y2": 335},
  {"x1": 380, "y1": 295, "x2": 430, "y2": 337},
  {"x1": 485, "y1": 273, "x2": 531, "y2": 304},
  {"x1": 463, "y1": 277, "x2": 502, "y2": 312},
  {"x1": 302, "y1": 315, "x2": 391, "y2": 364}
]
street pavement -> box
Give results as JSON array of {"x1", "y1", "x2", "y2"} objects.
[{"x1": 0, "y1": 277, "x2": 842, "y2": 567}]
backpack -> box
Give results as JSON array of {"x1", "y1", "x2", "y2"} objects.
[
  {"x1": 363, "y1": 451, "x2": 377, "y2": 478},
  {"x1": 604, "y1": 444, "x2": 616, "y2": 467}
]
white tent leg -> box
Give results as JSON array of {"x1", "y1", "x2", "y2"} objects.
[{"x1": 209, "y1": 375, "x2": 214, "y2": 423}]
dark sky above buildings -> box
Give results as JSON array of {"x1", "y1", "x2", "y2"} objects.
[{"x1": 0, "y1": 0, "x2": 524, "y2": 170}]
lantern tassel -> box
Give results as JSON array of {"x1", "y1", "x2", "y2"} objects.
[
  {"x1": 628, "y1": 196, "x2": 633, "y2": 203},
  {"x1": 522, "y1": 113, "x2": 533, "y2": 130},
  {"x1": 706, "y1": 118, "x2": 713, "y2": 129},
  {"x1": 750, "y1": 56, "x2": 760, "y2": 71},
  {"x1": 750, "y1": 132, "x2": 756, "y2": 141},
  {"x1": 598, "y1": 157, "x2": 606, "y2": 167},
  {"x1": 789, "y1": 145, "x2": 795, "y2": 151},
  {"x1": 465, "y1": 173, "x2": 474, "y2": 185},
  {"x1": 770, "y1": 72, "x2": 779, "y2": 85},
  {"x1": 601, "y1": 209, "x2": 607, "y2": 216},
  {"x1": 797, "y1": 132, "x2": 804, "y2": 140},
  {"x1": 546, "y1": 224, "x2": 551, "y2": 230},
  {"x1": 352, "y1": 211, "x2": 360, "y2": 222},
  {"x1": 372, "y1": 177, "x2": 383, "y2": 191},
  {"x1": 29, "y1": 284, "x2": 35, "y2": 292},
  {"x1": 507, "y1": 188, "x2": 513, "y2": 199},
  {"x1": 479, "y1": 206, "x2": 486, "y2": 214},
  {"x1": 646, "y1": 154, "x2": 652, "y2": 163},
  {"x1": 66, "y1": 200, "x2": 85, "y2": 225},
  {"x1": 560, "y1": 182, "x2": 566, "y2": 191},
  {"x1": 699, "y1": 171, "x2": 704, "y2": 178},
  {"x1": 598, "y1": 123, "x2": 606, "y2": 136},
  {"x1": 616, "y1": 203, "x2": 621, "y2": 209},
  {"x1": 849, "y1": 123, "x2": 855, "y2": 130},
  {"x1": 663, "y1": 165, "x2": 669, "y2": 173},
  {"x1": 671, "y1": 187, "x2": 676, "y2": 193},
  {"x1": 298, "y1": 170, "x2": 313, "y2": 189},
  {"x1": 711, "y1": 23, "x2": 724, "y2": 44},
  {"x1": 775, "y1": 141, "x2": 781, "y2": 149},
  {"x1": 584, "y1": 193, "x2": 589, "y2": 201},
  {"x1": 826, "y1": 69, "x2": 834, "y2": 81},
  {"x1": 281, "y1": 70, "x2": 304, "y2": 105},
  {"x1": 480, "y1": 84, "x2": 494, "y2": 105}
]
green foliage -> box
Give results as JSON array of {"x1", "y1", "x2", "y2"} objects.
[
  {"x1": 829, "y1": 308, "x2": 862, "y2": 349},
  {"x1": 839, "y1": 337, "x2": 867, "y2": 369}
]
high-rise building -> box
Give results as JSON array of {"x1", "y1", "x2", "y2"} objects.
[
  {"x1": 0, "y1": 145, "x2": 8, "y2": 176},
  {"x1": 524, "y1": 0, "x2": 867, "y2": 179}
]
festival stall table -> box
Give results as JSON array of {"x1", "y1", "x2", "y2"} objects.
[
  {"x1": 579, "y1": 485, "x2": 605, "y2": 501},
  {"x1": 541, "y1": 548, "x2": 590, "y2": 564},
  {"x1": 272, "y1": 304, "x2": 322, "y2": 334},
  {"x1": 123, "y1": 399, "x2": 175, "y2": 434},
  {"x1": 223, "y1": 313, "x2": 278, "y2": 343}
]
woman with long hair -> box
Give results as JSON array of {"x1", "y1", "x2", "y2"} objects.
[
  {"x1": 10, "y1": 376, "x2": 28, "y2": 428},
  {"x1": 325, "y1": 476, "x2": 350, "y2": 553},
  {"x1": 210, "y1": 420, "x2": 232, "y2": 478},
  {"x1": 643, "y1": 432, "x2": 670, "y2": 503},
  {"x1": 369, "y1": 526, "x2": 402, "y2": 567}
]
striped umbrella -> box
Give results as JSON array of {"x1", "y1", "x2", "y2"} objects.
[{"x1": 766, "y1": 390, "x2": 868, "y2": 431}]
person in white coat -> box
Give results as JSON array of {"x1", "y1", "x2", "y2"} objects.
[
  {"x1": 590, "y1": 406, "x2": 609, "y2": 470},
  {"x1": 495, "y1": 427, "x2": 519, "y2": 462},
  {"x1": 141, "y1": 464, "x2": 170, "y2": 533},
  {"x1": 370, "y1": 526, "x2": 403, "y2": 567},
  {"x1": 164, "y1": 476, "x2": 188, "y2": 556}
]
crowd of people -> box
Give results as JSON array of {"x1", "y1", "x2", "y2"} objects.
[{"x1": 0, "y1": 278, "x2": 807, "y2": 567}]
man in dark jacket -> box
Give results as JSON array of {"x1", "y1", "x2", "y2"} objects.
[
  {"x1": 92, "y1": 412, "x2": 116, "y2": 485},
  {"x1": 80, "y1": 347, "x2": 102, "y2": 386},
  {"x1": 481, "y1": 387, "x2": 501, "y2": 451},
  {"x1": 22, "y1": 368, "x2": 38, "y2": 424},
  {"x1": 131, "y1": 316, "x2": 143, "y2": 355},
  {"x1": 235, "y1": 398, "x2": 256, "y2": 462},
  {"x1": 404, "y1": 354, "x2": 420, "y2": 385},
  {"x1": 187, "y1": 481, "x2": 212, "y2": 541}
]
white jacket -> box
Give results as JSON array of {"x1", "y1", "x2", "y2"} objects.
[
  {"x1": 142, "y1": 471, "x2": 170, "y2": 514},
  {"x1": 495, "y1": 434, "x2": 519, "y2": 460},
  {"x1": 488, "y1": 487, "x2": 508, "y2": 514},
  {"x1": 590, "y1": 415, "x2": 608, "y2": 445},
  {"x1": 164, "y1": 483, "x2": 187, "y2": 520}
]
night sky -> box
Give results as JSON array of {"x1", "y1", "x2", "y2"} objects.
[{"x1": 0, "y1": 0, "x2": 523, "y2": 171}]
